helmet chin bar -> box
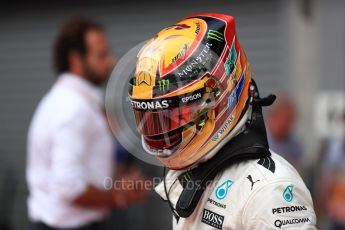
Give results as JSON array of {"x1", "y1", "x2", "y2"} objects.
[
  {"x1": 195, "y1": 107, "x2": 251, "y2": 166},
  {"x1": 141, "y1": 113, "x2": 210, "y2": 158},
  {"x1": 141, "y1": 135, "x2": 175, "y2": 157},
  {"x1": 194, "y1": 81, "x2": 275, "y2": 167},
  {"x1": 143, "y1": 107, "x2": 251, "y2": 170}
]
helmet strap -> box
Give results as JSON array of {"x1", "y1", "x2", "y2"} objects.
[
  {"x1": 163, "y1": 167, "x2": 180, "y2": 222},
  {"x1": 172, "y1": 79, "x2": 276, "y2": 218}
]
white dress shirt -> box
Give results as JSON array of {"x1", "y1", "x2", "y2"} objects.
[{"x1": 27, "y1": 73, "x2": 115, "y2": 228}]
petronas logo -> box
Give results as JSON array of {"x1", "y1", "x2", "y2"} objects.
[
  {"x1": 215, "y1": 179, "x2": 234, "y2": 200},
  {"x1": 283, "y1": 185, "x2": 294, "y2": 202},
  {"x1": 207, "y1": 30, "x2": 224, "y2": 42},
  {"x1": 158, "y1": 79, "x2": 170, "y2": 91}
]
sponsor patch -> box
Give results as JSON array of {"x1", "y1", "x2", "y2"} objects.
[
  {"x1": 158, "y1": 79, "x2": 170, "y2": 91},
  {"x1": 201, "y1": 209, "x2": 224, "y2": 229},
  {"x1": 215, "y1": 179, "x2": 234, "y2": 200},
  {"x1": 272, "y1": 205, "x2": 307, "y2": 214},
  {"x1": 211, "y1": 114, "x2": 235, "y2": 141},
  {"x1": 207, "y1": 198, "x2": 226, "y2": 209},
  {"x1": 224, "y1": 42, "x2": 237, "y2": 76},
  {"x1": 181, "y1": 92, "x2": 202, "y2": 103},
  {"x1": 177, "y1": 42, "x2": 213, "y2": 78},
  {"x1": 207, "y1": 29, "x2": 224, "y2": 42},
  {"x1": 246, "y1": 175, "x2": 260, "y2": 190},
  {"x1": 130, "y1": 99, "x2": 169, "y2": 110},
  {"x1": 274, "y1": 217, "x2": 311, "y2": 228},
  {"x1": 283, "y1": 185, "x2": 294, "y2": 202},
  {"x1": 228, "y1": 71, "x2": 245, "y2": 112},
  {"x1": 171, "y1": 44, "x2": 189, "y2": 63},
  {"x1": 130, "y1": 88, "x2": 205, "y2": 111}
]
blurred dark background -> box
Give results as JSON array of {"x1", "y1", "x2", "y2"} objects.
[{"x1": 0, "y1": 0, "x2": 344, "y2": 229}]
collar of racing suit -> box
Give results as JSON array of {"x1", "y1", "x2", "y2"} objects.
[{"x1": 168, "y1": 81, "x2": 276, "y2": 219}]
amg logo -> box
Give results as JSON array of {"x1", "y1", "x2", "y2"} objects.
[
  {"x1": 201, "y1": 209, "x2": 224, "y2": 229},
  {"x1": 130, "y1": 99, "x2": 169, "y2": 110}
]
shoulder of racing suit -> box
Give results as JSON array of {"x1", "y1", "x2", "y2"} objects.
[
  {"x1": 155, "y1": 85, "x2": 316, "y2": 229},
  {"x1": 155, "y1": 152, "x2": 317, "y2": 230},
  {"x1": 212, "y1": 152, "x2": 317, "y2": 229}
]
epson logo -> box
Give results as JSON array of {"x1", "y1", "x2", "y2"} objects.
[
  {"x1": 201, "y1": 209, "x2": 224, "y2": 229},
  {"x1": 182, "y1": 92, "x2": 202, "y2": 103},
  {"x1": 130, "y1": 100, "x2": 169, "y2": 110}
]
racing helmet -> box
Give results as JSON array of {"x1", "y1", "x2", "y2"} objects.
[{"x1": 129, "y1": 13, "x2": 252, "y2": 169}]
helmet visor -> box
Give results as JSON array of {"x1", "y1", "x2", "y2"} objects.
[{"x1": 130, "y1": 88, "x2": 206, "y2": 136}]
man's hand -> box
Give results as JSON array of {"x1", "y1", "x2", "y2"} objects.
[
  {"x1": 72, "y1": 185, "x2": 114, "y2": 208},
  {"x1": 113, "y1": 167, "x2": 150, "y2": 206},
  {"x1": 72, "y1": 167, "x2": 150, "y2": 209}
]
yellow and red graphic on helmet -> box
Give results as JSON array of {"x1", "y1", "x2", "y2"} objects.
[
  {"x1": 129, "y1": 14, "x2": 252, "y2": 169},
  {"x1": 137, "y1": 18, "x2": 207, "y2": 78}
]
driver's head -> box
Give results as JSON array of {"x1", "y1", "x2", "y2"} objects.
[{"x1": 129, "y1": 13, "x2": 252, "y2": 169}]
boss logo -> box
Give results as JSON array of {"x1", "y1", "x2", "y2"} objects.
[{"x1": 201, "y1": 209, "x2": 224, "y2": 229}]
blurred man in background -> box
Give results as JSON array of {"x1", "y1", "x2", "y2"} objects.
[
  {"x1": 267, "y1": 95, "x2": 303, "y2": 171},
  {"x1": 26, "y1": 16, "x2": 146, "y2": 230}
]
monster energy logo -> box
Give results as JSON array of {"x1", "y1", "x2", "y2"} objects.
[
  {"x1": 182, "y1": 172, "x2": 192, "y2": 182},
  {"x1": 207, "y1": 30, "x2": 224, "y2": 42},
  {"x1": 158, "y1": 79, "x2": 170, "y2": 91}
]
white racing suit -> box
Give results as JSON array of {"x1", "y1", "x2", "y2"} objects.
[{"x1": 155, "y1": 152, "x2": 317, "y2": 229}]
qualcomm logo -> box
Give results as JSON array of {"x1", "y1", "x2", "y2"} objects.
[{"x1": 215, "y1": 179, "x2": 234, "y2": 200}]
